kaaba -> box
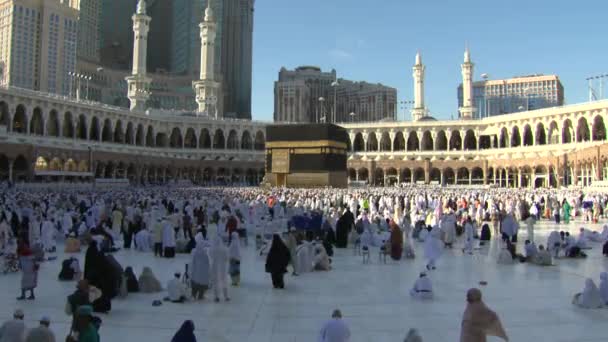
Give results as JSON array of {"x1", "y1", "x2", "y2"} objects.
[{"x1": 265, "y1": 123, "x2": 348, "y2": 188}]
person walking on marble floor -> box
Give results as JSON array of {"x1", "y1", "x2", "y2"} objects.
[
  {"x1": 210, "y1": 237, "x2": 230, "y2": 302},
  {"x1": 460, "y1": 288, "x2": 508, "y2": 342}
]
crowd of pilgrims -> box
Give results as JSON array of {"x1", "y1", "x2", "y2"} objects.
[{"x1": 1, "y1": 185, "x2": 608, "y2": 341}]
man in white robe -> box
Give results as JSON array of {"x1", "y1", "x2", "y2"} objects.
[
  {"x1": 296, "y1": 241, "x2": 313, "y2": 273},
  {"x1": 167, "y1": 273, "x2": 187, "y2": 303},
  {"x1": 572, "y1": 278, "x2": 603, "y2": 308},
  {"x1": 599, "y1": 272, "x2": 608, "y2": 305},
  {"x1": 161, "y1": 218, "x2": 176, "y2": 257},
  {"x1": 25, "y1": 316, "x2": 55, "y2": 342},
  {"x1": 410, "y1": 272, "x2": 433, "y2": 300},
  {"x1": 40, "y1": 218, "x2": 56, "y2": 253},
  {"x1": 424, "y1": 226, "x2": 442, "y2": 270},
  {"x1": 318, "y1": 309, "x2": 350, "y2": 342},
  {"x1": 134, "y1": 228, "x2": 152, "y2": 252},
  {"x1": 210, "y1": 237, "x2": 230, "y2": 302},
  {"x1": 0, "y1": 309, "x2": 26, "y2": 342}
]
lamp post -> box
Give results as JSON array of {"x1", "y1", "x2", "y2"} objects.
[
  {"x1": 85, "y1": 76, "x2": 92, "y2": 100},
  {"x1": 586, "y1": 74, "x2": 608, "y2": 101},
  {"x1": 331, "y1": 79, "x2": 339, "y2": 123},
  {"x1": 318, "y1": 97, "x2": 326, "y2": 123},
  {"x1": 481, "y1": 73, "x2": 489, "y2": 117},
  {"x1": 399, "y1": 100, "x2": 414, "y2": 121},
  {"x1": 349, "y1": 111, "x2": 356, "y2": 123}
]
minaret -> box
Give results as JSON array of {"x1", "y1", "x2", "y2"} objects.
[
  {"x1": 411, "y1": 51, "x2": 427, "y2": 121},
  {"x1": 125, "y1": 0, "x2": 152, "y2": 112},
  {"x1": 192, "y1": 0, "x2": 222, "y2": 118},
  {"x1": 459, "y1": 47, "x2": 476, "y2": 120}
]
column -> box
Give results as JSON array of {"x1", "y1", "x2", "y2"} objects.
[
  {"x1": 461, "y1": 131, "x2": 466, "y2": 151},
  {"x1": 440, "y1": 169, "x2": 445, "y2": 186},
  {"x1": 476, "y1": 135, "x2": 480, "y2": 150},
  {"x1": 397, "y1": 168, "x2": 401, "y2": 184},
  {"x1": 8, "y1": 159, "x2": 13, "y2": 182},
  {"x1": 410, "y1": 172, "x2": 414, "y2": 184},
  {"x1": 531, "y1": 170, "x2": 536, "y2": 188},
  {"x1": 505, "y1": 169, "x2": 510, "y2": 188},
  {"x1": 517, "y1": 169, "x2": 522, "y2": 188},
  {"x1": 455, "y1": 173, "x2": 459, "y2": 185},
  {"x1": 355, "y1": 169, "x2": 359, "y2": 181},
  {"x1": 493, "y1": 169, "x2": 497, "y2": 185},
  {"x1": 468, "y1": 170, "x2": 472, "y2": 185}
]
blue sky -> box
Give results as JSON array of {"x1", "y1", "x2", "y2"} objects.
[{"x1": 251, "y1": 0, "x2": 607, "y2": 121}]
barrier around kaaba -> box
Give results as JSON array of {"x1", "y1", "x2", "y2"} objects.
[{"x1": 265, "y1": 123, "x2": 348, "y2": 188}]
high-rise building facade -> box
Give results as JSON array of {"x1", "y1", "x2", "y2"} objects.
[
  {"x1": 0, "y1": 0, "x2": 78, "y2": 95},
  {"x1": 274, "y1": 66, "x2": 397, "y2": 123},
  {"x1": 221, "y1": 0, "x2": 253, "y2": 119},
  {"x1": 76, "y1": 0, "x2": 101, "y2": 62},
  {"x1": 458, "y1": 74, "x2": 564, "y2": 119}
]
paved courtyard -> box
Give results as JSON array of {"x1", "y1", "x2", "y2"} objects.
[{"x1": 1, "y1": 221, "x2": 607, "y2": 342}]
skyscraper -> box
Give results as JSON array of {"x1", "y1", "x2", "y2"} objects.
[
  {"x1": 0, "y1": 0, "x2": 79, "y2": 95},
  {"x1": 221, "y1": 0, "x2": 254, "y2": 119},
  {"x1": 76, "y1": 0, "x2": 102, "y2": 62}
]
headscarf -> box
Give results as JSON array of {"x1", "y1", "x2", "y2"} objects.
[
  {"x1": 228, "y1": 232, "x2": 241, "y2": 260},
  {"x1": 460, "y1": 288, "x2": 508, "y2": 342},
  {"x1": 171, "y1": 320, "x2": 196, "y2": 342}
]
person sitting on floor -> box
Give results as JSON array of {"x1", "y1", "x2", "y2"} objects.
[
  {"x1": 124, "y1": 267, "x2": 140, "y2": 293},
  {"x1": 166, "y1": 272, "x2": 187, "y2": 303},
  {"x1": 409, "y1": 272, "x2": 433, "y2": 300},
  {"x1": 138, "y1": 267, "x2": 162, "y2": 293},
  {"x1": 533, "y1": 244, "x2": 553, "y2": 266},
  {"x1": 572, "y1": 278, "x2": 604, "y2": 309}
]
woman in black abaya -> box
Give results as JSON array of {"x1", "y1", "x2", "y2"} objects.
[{"x1": 265, "y1": 234, "x2": 290, "y2": 289}]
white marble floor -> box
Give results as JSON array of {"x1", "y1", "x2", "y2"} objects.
[{"x1": 1, "y1": 221, "x2": 607, "y2": 342}]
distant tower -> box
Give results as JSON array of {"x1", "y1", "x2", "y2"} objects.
[
  {"x1": 125, "y1": 0, "x2": 152, "y2": 112},
  {"x1": 459, "y1": 47, "x2": 476, "y2": 120},
  {"x1": 192, "y1": 0, "x2": 222, "y2": 118},
  {"x1": 411, "y1": 51, "x2": 427, "y2": 121}
]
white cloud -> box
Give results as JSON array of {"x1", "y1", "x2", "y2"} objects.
[{"x1": 328, "y1": 48, "x2": 354, "y2": 60}]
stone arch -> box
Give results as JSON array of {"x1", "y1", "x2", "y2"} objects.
[
  {"x1": 499, "y1": 127, "x2": 508, "y2": 148},
  {"x1": 102, "y1": 119, "x2": 112, "y2": 142},
  {"x1": 64, "y1": 158, "x2": 78, "y2": 172},
  {"x1": 353, "y1": 133, "x2": 365, "y2": 152},
  {"x1": 379, "y1": 132, "x2": 391, "y2": 152},
  {"x1": 76, "y1": 114, "x2": 87, "y2": 140},
  {"x1": 562, "y1": 119, "x2": 573, "y2": 143},
  {"x1": 367, "y1": 132, "x2": 378, "y2": 151},
  {"x1": 13, "y1": 155, "x2": 29, "y2": 180},
  {"x1": 358, "y1": 168, "x2": 369, "y2": 182},
  {"x1": 373, "y1": 168, "x2": 384, "y2": 186},
  {"x1": 406, "y1": 131, "x2": 419, "y2": 151},
  {"x1": 200, "y1": 128, "x2": 211, "y2": 149},
  {"x1": 429, "y1": 168, "x2": 441, "y2": 183},
  {"x1": 444, "y1": 167, "x2": 455, "y2": 185},
  {"x1": 170, "y1": 127, "x2": 183, "y2": 148},
  {"x1": 457, "y1": 167, "x2": 469, "y2": 185},
  {"x1": 449, "y1": 130, "x2": 462, "y2": 150},
  {"x1": 227, "y1": 130, "x2": 239, "y2": 150},
  {"x1": 511, "y1": 126, "x2": 521, "y2": 147},
  {"x1": 0, "y1": 101, "x2": 9, "y2": 127},
  {"x1": 435, "y1": 130, "x2": 447, "y2": 151},
  {"x1": 463, "y1": 130, "x2": 476, "y2": 150},
  {"x1": 592, "y1": 115, "x2": 606, "y2": 141},
  {"x1": 113, "y1": 120, "x2": 124, "y2": 143},
  {"x1": 156, "y1": 132, "x2": 168, "y2": 148},
  {"x1": 421, "y1": 131, "x2": 433, "y2": 151},
  {"x1": 135, "y1": 124, "x2": 144, "y2": 146},
  {"x1": 63, "y1": 112, "x2": 74, "y2": 138},
  {"x1": 254, "y1": 131, "x2": 265, "y2": 150},
  {"x1": 125, "y1": 122, "x2": 134, "y2": 144},
  {"x1": 213, "y1": 129, "x2": 225, "y2": 149},
  {"x1": 535, "y1": 122, "x2": 546, "y2": 145},
  {"x1": 104, "y1": 161, "x2": 115, "y2": 178},
  {"x1": 576, "y1": 117, "x2": 590, "y2": 142},
  {"x1": 401, "y1": 168, "x2": 412, "y2": 183},
  {"x1": 479, "y1": 136, "x2": 492, "y2": 149},
  {"x1": 413, "y1": 167, "x2": 425, "y2": 183},
  {"x1": 34, "y1": 156, "x2": 49, "y2": 171},
  {"x1": 348, "y1": 168, "x2": 356, "y2": 182},
  {"x1": 548, "y1": 121, "x2": 559, "y2": 144},
  {"x1": 47, "y1": 110, "x2": 60, "y2": 137},
  {"x1": 12, "y1": 104, "x2": 27, "y2": 134},
  {"x1": 393, "y1": 132, "x2": 405, "y2": 151},
  {"x1": 471, "y1": 167, "x2": 484, "y2": 185},
  {"x1": 184, "y1": 128, "x2": 197, "y2": 148},
  {"x1": 522, "y1": 124, "x2": 533, "y2": 146},
  {"x1": 145, "y1": 126, "x2": 154, "y2": 147},
  {"x1": 385, "y1": 167, "x2": 398, "y2": 186},
  {"x1": 49, "y1": 157, "x2": 63, "y2": 171},
  {"x1": 241, "y1": 131, "x2": 252, "y2": 149},
  {"x1": 89, "y1": 116, "x2": 99, "y2": 141},
  {"x1": 77, "y1": 160, "x2": 88, "y2": 172},
  {"x1": 29, "y1": 107, "x2": 44, "y2": 135}
]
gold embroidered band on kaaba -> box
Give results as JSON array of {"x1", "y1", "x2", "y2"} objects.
[{"x1": 265, "y1": 140, "x2": 347, "y2": 149}]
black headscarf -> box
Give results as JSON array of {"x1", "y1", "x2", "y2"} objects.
[{"x1": 171, "y1": 320, "x2": 196, "y2": 342}]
